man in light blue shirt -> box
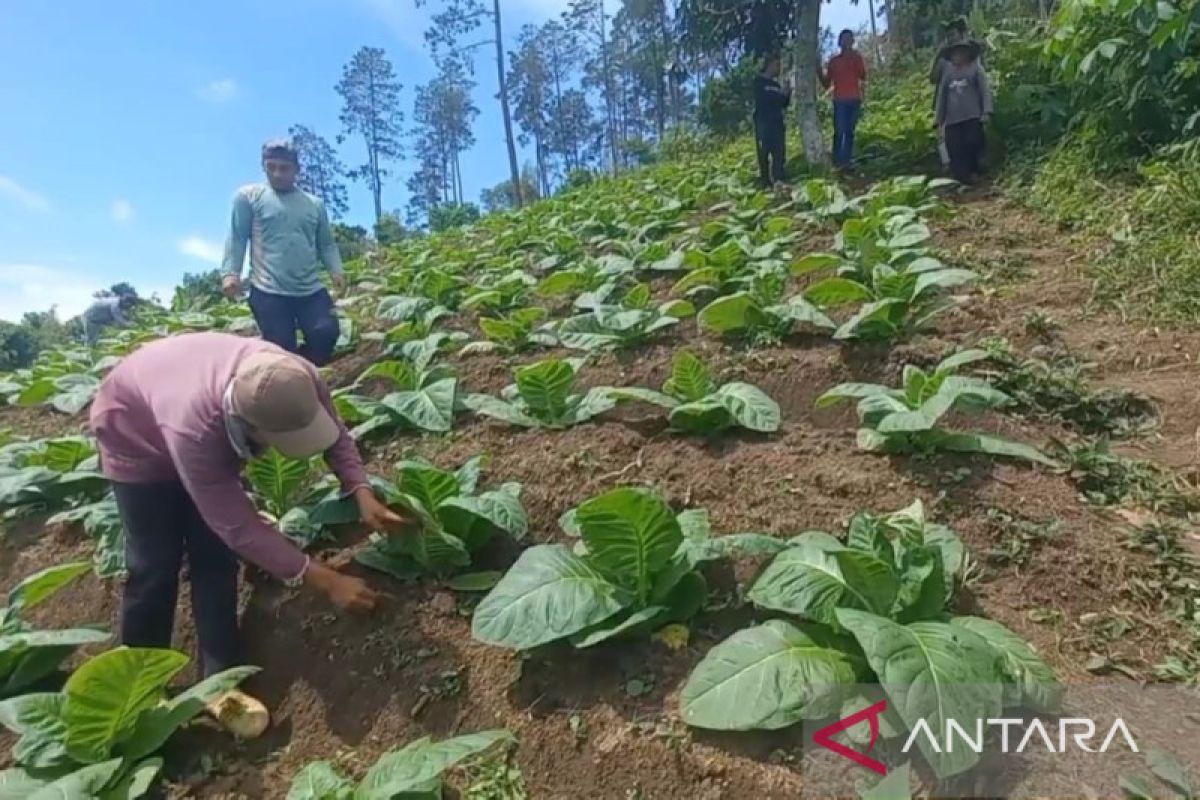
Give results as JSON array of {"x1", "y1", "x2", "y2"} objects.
[{"x1": 221, "y1": 138, "x2": 345, "y2": 366}]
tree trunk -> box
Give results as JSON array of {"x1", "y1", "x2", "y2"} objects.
[
  {"x1": 599, "y1": 2, "x2": 619, "y2": 175},
  {"x1": 867, "y1": 0, "x2": 883, "y2": 64},
  {"x1": 366, "y1": 69, "x2": 383, "y2": 223},
  {"x1": 794, "y1": 0, "x2": 827, "y2": 166},
  {"x1": 493, "y1": 0, "x2": 523, "y2": 207},
  {"x1": 1038, "y1": 0, "x2": 1050, "y2": 19}
]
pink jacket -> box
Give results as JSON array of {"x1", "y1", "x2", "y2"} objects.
[{"x1": 90, "y1": 332, "x2": 368, "y2": 581}]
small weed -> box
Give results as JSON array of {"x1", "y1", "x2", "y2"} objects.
[
  {"x1": 983, "y1": 508, "x2": 1060, "y2": 568},
  {"x1": 1053, "y1": 439, "x2": 1199, "y2": 513},
  {"x1": 983, "y1": 344, "x2": 1158, "y2": 437},
  {"x1": 463, "y1": 752, "x2": 529, "y2": 800},
  {"x1": 1023, "y1": 310, "x2": 1061, "y2": 341},
  {"x1": 1123, "y1": 520, "x2": 1200, "y2": 683}
]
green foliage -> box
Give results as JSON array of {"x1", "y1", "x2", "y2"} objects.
[
  {"x1": 0, "y1": 647, "x2": 255, "y2": 797},
  {"x1": 0, "y1": 436, "x2": 107, "y2": 515},
  {"x1": 0, "y1": 563, "x2": 108, "y2": 697},
  {"x1": 472, "y1": 488, "x2": 714, "y2": 650},
  {"x1": 463, "y1": 358, "x2": 619, "y2": 429},
  {"x1": 429, "y1": 203, "x2": 482, "y2": 233},
  {"x1": 697, "y1": 59, "x2": 758, "y2": 137},
  {"x1": 552, "y1": 283, "x2": 695, "y2": 351},
  {"x1": 355, "y1": 456, "x2": 527, "y2": 582},
  {"x1": 681, "y1": 500, "x2": 1060, "y2": 779},
  {"x1": 817, "y1": 350, "x2": 1053, "y2": 464},
  {"x1": 335, "y1": 352, "x2": 460, "y2": 438},
  {"x1": 464, "y1": 308, "x2": 554, "y2": 355},
  {"x1": 286, "y1": 729, "x2": 515, "y2": 800},
  {"x1": 1045, "y1": 0, "x2": 1200, "y2": 152},
  {"x1": 607, "y1": 350, "x2": 782, "y2": 434}
]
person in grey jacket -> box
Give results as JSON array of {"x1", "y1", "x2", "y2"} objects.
[
  {"x1": 83, "y1": 294, "x2": 136, "y2": 346},
  {"x1": 936, "y1": 43, "x2": 994, "y2": 185}
]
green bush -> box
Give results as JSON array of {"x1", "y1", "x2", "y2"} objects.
[{"x1": 698, "y1": 59, "x2": 757, "y2": 138}]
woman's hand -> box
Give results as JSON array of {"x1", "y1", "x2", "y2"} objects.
[
  {"x1": 304, "y1": 561, "x2": 379, "y2": 613},
  {"x1": 354, "y1": 486, "x2": 406, "y2": 533}
]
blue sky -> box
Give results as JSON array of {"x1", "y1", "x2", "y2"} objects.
[{"x1": 0, "y1": 0, "x2": 869, "y2": 323}]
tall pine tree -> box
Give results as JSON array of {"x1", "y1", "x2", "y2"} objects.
[{"x1": 335, "y1": 46, "x2": 404, "y2": 223}]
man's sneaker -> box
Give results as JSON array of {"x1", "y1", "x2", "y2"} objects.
[{"x1": 206, "y1": 690, "x2": 270, "y2": 739}]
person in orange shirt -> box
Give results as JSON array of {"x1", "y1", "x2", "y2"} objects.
[{"x1": 822, "y1": 30, "x2": 868, "y2": 169}]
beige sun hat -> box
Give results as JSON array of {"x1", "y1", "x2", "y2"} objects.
[{"x1": 230, "y1": 351, "x2": 339, "y2": 458}]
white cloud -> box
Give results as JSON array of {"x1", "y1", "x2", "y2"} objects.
[
  {"x1": 178, "y1": 235, "x2": 224, "y2": 264},
  {"x1": 110, "y1": 199, "x2": 134, "y2": 224},
  {"x1": 0, "y1": 175, "x2": 50, "y2": 212},
  {"x1": 0, "y1": 263, "x2": 104, "y2": 323},
  {"x1": 197, "y1": 78, "x2": 239, "y2": 103}
]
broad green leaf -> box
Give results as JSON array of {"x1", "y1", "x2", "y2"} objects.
[
  {"x1": 714, "y1": 383, "x2": 781, "y2": 432},
  {"x1": 358, "y1": 361, "x2": 419, "y2": 390},
  {"x1": 804, "y1": 278, "x2": 874, "y2": 308},
  {"x1": 770, "y1": 296, "x2": 837, "y2": 330},
  {"x1": 571, "y1": 605, "x2": 670, "y2": 648},
  {"x1": 663, "y1": 351, "x2": 715, "y2": 402},
  {"x1": 0, "y1": 768, "x2": 46, "y2": 800},
  {"x1": 515, "y1": 360, "x2": 575, "y2": 422},
  {"x1": 924, "y1": 431, "x2": 1056, "y2": 466},
  {"x1": 6, "y1": 562, "x2": 90, "y2": 613},
  {"x1": 472, "y1": 545, "x2": 633, "y2": 650},
  {"x1": 63, "y1": 647, "x2": 189, "y2": 763},
  {"x1": 38, "y1": 439, "x2": 96, "y2": 473},
  {"x1": 382, "y1": 378, "x2": 458, "y2": 432},
  {"x1": 28, "y1": 758, "x2": 124, "y2": 800},
  {"x1": 680, "y1": 620, "x2": 862, "y2": 731},
  {"x1": 834, "y1": 299, "x2": 905, "y2": 341},
  {"x1": 287, "y1": 762, "x2": 351, "y2": 800},
  {"x1": 356, "y1": 730, "x2": 515, "y2": 799},
  {"x1": 790, "y1": 253, "x2": 842, "y2": 276},
  {"x1": 815, "y1": 383, "x2": 897, "y2": 408},
  {"x1": 0, "y1": 629, "x2": 112, "y2": 696},
  {"x1": 16, "y1": 379, "x2": 57, "y2": 407},
  {"x1": 396, "y1": 463, "x2": 460, "y2": 515},
  {"x1": 576, "y1": 488, "x2": 682, "y2": 604},
  {"x1": 247, "y1": 450, "x2": 314, "y2": 517},
  {"x1": 119, "y1": 665, "x2": 259, "y2": 762},
  {"x1": 668, "y1": 399, "x2": 733, "y2": 434},
  {"x1": 377, "y1": 296, "x2": 432, "y2": 322},
  {"x1": 463, "y1": 395, "x2": 542, "y2": 428},
  {"x1": 748, "y1": 544, "x2": 896, "y2": 623},
  {"x1": 0, "y1": 693, "x2": 69, "y2": 770},
  {"x1": 949, "y1": 617, "x2": 1061, "y2": 713},
  {"x1": 936, "y1": 349, "x2": 990, "y2": 374},
  {"x1": 836, "y1": 610, "x2": 1004, "y2": 778},
  {"x1": 698, "y1": 292, "x2": 755, "y2": 333},
  {"x1": 445, "y1": 572, "x2": 502, "y2": 592},
  {"x1": 101, "y1": 757, "x2": 162, "y2": 800},
  {"x1": 913, "y1": 269, "x2": 977, "y2": 299},
  {"x1": 605, "y1": 387, "x2": 679, "y2": 409},
  {"x1": 439, "y1": 490, "x2": 528, "y2": 548}
]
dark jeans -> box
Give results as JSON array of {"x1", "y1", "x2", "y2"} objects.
[
  {"x1": 945, "y1": 117, "x2": 985, "y2": 184},
  {"x1": 112, "y1": 480, "x2": 241, "y2": 678},
  {"x1": 248, "y1": 286, "x2": 339, "y2": 367},
  {"x1": 755, "y1": 120, "x2": 786, "y2": 186},
  {"x1": 832, "y1": 99, "x2": 862, "y2": 167}
]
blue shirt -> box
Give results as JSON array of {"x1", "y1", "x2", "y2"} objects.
[{"x1": 221, "y1": 184, "x2": 344, "y2": 297}]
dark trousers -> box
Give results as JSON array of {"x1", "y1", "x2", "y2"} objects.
[
  {"x1": 112, "y1": 480, "x2": 241, "y2": 678},
  {"x1": 755, "y1": 120, "x2": 786, "y2": 186},
  {"x1": 248, "y1": 286, "x2": 339, "y2": 367},
  {"x1": 944, "y1": 118, "x2": 985, "y2": 184},
  {"x1": 832, "y1": 99, "x2": 862, "y2": 167}
]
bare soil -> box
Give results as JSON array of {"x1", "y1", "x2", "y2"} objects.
[{"x1": 3, "y1": 189, "x2": 1199, "y2": 799}]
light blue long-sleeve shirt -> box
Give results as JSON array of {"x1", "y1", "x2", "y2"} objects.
[{"x1": 221, "y1": 184, "x2": 344, "y2": 297}]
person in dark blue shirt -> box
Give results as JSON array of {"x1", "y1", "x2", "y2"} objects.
[{"x1": 753, "y1": 54, "x2": 791, "y2": 188}]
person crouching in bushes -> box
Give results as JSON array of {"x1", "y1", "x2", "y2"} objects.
[
  {"x1": 936, "y1": 41, "x2": 994, "y2": 186},
  {"x1": 83, "y1": 293, "x2": 137, "y2": 346},
  {"x1": 90, "y1": 331, "x2": 406, "y2": 739}
]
